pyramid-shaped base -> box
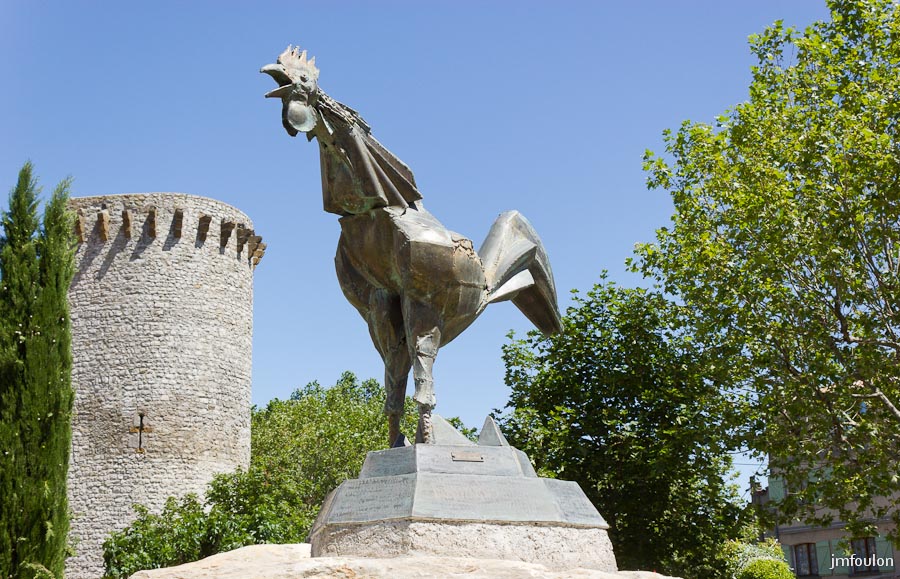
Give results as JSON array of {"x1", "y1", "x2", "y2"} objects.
[{"x1": 309, "y1": 416, "x2": 617, "y2": 571}]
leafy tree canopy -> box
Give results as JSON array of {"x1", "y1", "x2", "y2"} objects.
[
  {"x1": 499, "y1": 278, "x2": 747, "y2": 578},
  {"x1": 638, "y1": 0, "x2": 900, "y2": 540}
]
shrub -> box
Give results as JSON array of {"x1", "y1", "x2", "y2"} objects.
[
  {"x1": 102, "y1": 497, "x2": 208, "y2": 579},
  {"x1": 721, "y1": 538, "x2": 787, "y2": 579},
  {"x1": 737, "y1": 558, "x2": 794, "y2": 579},
  {"x1": 102, "y1": 372, "x2": 422, "y2": 578}
]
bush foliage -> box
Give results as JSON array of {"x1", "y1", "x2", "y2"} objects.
[
  {"x1": 102, "y1": 372, "x2": 418, "y2": 578},
  {"x1": 737, "y1": 558, "x2": 794, "y2": 579},
  {"x1": 722, "y1": 537, "x2": 788, "y2": 579}
]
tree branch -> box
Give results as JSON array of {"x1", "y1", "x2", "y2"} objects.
[{"x1": 853, "y1": 380, "x2": 900, "y2": 422}]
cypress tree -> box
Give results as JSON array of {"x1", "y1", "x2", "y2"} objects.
[{"x1": 0, "y1": 162, "x2": 75, "y2": 579}]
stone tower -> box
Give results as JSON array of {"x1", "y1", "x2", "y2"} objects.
[{"x1": 65, "y1": 193, "x2": 265, "y2": 579}]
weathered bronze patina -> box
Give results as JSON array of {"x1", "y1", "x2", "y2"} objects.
[{"x1": 262, "y1": 46, "x2": 563, "y2": 444}]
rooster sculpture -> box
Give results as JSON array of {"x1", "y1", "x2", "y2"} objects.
[{"x1": 262, "y1": 46, "x2": 563, "y2": 444}]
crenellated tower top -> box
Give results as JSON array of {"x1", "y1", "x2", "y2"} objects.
[{"x1": 68, "y1": 193, "x2": 266, "y2": 268}]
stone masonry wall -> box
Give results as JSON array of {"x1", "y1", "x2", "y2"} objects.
[{"x1": 65, "y1": 193, "x2": 264, "y2": 579}]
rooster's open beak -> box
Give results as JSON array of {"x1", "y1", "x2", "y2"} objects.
[
  {"x1": 264, "y1": 84, "x2": 293, "y2": 99},
  {"x1": 260, "y1": 63, "x2": 292, "y2": 97}
]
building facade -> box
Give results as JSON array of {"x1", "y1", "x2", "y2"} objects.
[
  {"x1": 754, "y1": 479, "x2": 897, "y2": 578},
  {"x1": 65, "y1": 193, "x2": 264, "y2": 579}
]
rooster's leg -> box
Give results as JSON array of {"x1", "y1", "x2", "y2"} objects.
[
  {"x1": 402, "y1": 299, "x2": 442, "y2": 444},
  {"x1": 365, "y1": 289, "x2": 411, "y2": 447}
]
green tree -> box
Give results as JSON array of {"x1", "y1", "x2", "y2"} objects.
[
  {"x1": 638, "y1": 0, "x2": 900, "y2": 540},
  {"x1": 103, "y1": 372, "x2": 419, "y2": 578},
  {"x1": 0, "y1": 163, "x2": 75, "y2": 579},
  {"x1": 251, "y1": 370, "x2": 418, "y2": 518},
  {"x1": 500, "y1": 279, "x2": 746, "y2": 578}
]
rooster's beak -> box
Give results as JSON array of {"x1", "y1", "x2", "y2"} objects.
[
  {"x1": 264, "y1": 84, "x2": 293, "y2": 99},
  {"x1": 260, "y1": 63, "x2": 293, "y2": 98}
]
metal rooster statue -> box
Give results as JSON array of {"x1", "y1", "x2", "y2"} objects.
[{"x1": 262, "y1": 46, "x2": 563, "y2": 445}]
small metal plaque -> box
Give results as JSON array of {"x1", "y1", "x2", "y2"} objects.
[{"x1": 451, "y1": 450, "x2": 484, "y2": 462}]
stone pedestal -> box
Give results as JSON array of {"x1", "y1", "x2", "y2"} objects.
[{"x1": 309, "y1": 416, "x2": 618, "y2": 571}]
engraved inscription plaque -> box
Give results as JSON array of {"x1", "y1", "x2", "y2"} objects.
[
  {"x1": 359, "y1": 446, "x2": 416, "y2": 478},
  {"x1": 327, "y1": 475, "x2": 416, "y2": 523},
  {"x1": 544, "y1": 478, "x2": 607, "y2": 527},
  {"x1": 313, "y1": 488, "x2": 338, "y2": 529},
  {"x1": 414, "y1": 473, "x2": 560, "y2": 522},
  {"x1": 414, "y1": 445, "x2": 523, "y2": 476}
]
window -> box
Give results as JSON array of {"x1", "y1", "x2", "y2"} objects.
[
  {"x1": 850, "y1": 537, "x2": 878, "y2": 575},
  {"x1": 793, "y1": 543, "x2": 819, "y2": 576}
]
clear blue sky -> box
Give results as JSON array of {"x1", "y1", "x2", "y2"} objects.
[{"x1": 2, "y1": 1, "x2": 830, "y2": 492}]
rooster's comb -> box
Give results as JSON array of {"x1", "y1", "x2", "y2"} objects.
[{"x1": 278, "y1": 45, "x2": 319, "y2": 80}]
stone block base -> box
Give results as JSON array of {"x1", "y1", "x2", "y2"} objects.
[{"x1": 310, "y1": 520, "x2": 618, "y2": 571}]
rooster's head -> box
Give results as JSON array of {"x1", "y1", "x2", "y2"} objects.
[{"x1": 261, "y1": 45, "x2": 320, "y2": 136}]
